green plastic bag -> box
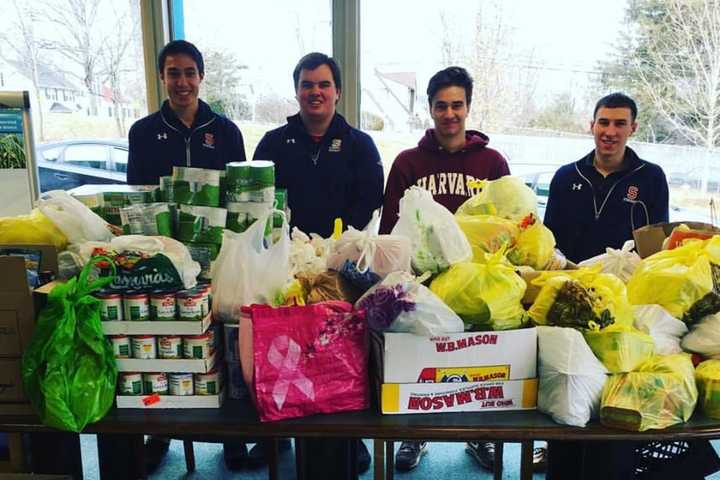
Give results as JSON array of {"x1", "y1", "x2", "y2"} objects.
[
  {"x1": 22, "y1": 257, "x2": 117, "y2": 432},
  {"x1": 430, "y1": 249, "x2": 527, "y2": 330}
]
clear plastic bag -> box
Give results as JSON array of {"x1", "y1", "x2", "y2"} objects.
[
  {"x1": 633, "y1": 304, "x2": 688, "y2": 355},
  {"x1": 37, "y1": 190, "x2": 113, "y2": 244},
  {"x1": 578, "y1": 240, "x2": 641, "y2": 283},
  {"x1": 681, "y1": 312, "x2": 720, "y2": 357}
]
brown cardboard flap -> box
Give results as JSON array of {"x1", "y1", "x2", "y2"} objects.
[
  {"x1": 0, "y1": 359, "x2": 26, "y2": 402},
  {"x1": 633, "y1": 222, "x2": 720, "y2": 258},
  {"x1": 0, "y1": 244, "x2": 59, "y2": 275}
]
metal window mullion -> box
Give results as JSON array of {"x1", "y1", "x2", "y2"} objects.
[
  {"x1": 140, "y1": 0, "x2": 171, "y2": 114},
  {"x1": 332, "y1": 0, "x2": 360, "y2": 127}
]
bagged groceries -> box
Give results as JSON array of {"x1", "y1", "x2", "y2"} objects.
[
  {"x1": 22, "y1": 257, "x2": 117, "y2": 432},
  {"x1": 507, "y1": 215, "x2": 556, "y2": 270},
  {"x1": 627, "y1": 241, "x2": 714, "y2": 320},
  {"x1": 390, "y1": 186, "x2": 472, "y2": 274},
  {"x1": 633, "y1": 304, "x2": 688, "y2": 355},
  {"x1": 528, "y1": 267, "x2": 634, "y2": 329},
  {"x1": 289, "y1": 228, "x2": 333, "y2": 278},
  {"x1": 430, "y1": 250, "x2": 526, "y2": 331},
  {"x1": 297, "y1": 270, "x2": 364, "y2": 304},
  {"x1": 212, "y1": 210, "x2": 290, "y2": 322},
  {"x1": 695, "y1": 360, "x2": 720, "y2": 419},
  {"x1": 119, "y1": 203, "x2": 173, "y2": 237},
  {"x1": 537, "y1": 326, "x2": 608, "y2": 427},
  {"x1": 356, "y1": 271, "x2": 464, "y2": 335},
  {"x1": 0, "y1": 209, "x2": 68, "y2": 249},
  {"x1": 578, "y1": 240, "x2": 642, "y2": 283},
  {"x1": 584, "y1": 325, "x2": 655, "y2": 373},
  {"x1": 455, "y1": 176, "x2": 538, "y2": 221},
  {"x1": 37, "y1": 190, "x2": 113, "y2": 244},
  {"x1": 600, "y1": 354, "x2": 697, "y2": 431},
  {"x1": 244, "y1": 301, "x2": 368, "y2": 422},
  {"x1": 681, "y1": 312, "x2": 720, "y2": 356},
  {"x1": 455, "y1": 214, "x2": 519, "y2": 261},
  {"x1": 327, "y1": 212, "x2": 411, "y2": 278}
]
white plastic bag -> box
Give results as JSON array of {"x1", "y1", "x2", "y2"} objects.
[
  {"x1": 355, "y1": 271, "x2": 464, "y2": 335},
  {"x1": 289, "y1": 227, "x2": 333, "y2": 278},
  {"x1": 37, "y1": 190, "x2": 113, "y2": 244},
  {"x1": 390, "y1": 186, "x2": 472, "y2": 274},
  {"x1": 327, "y1": 212, "x2": 411, "y2": 278},
  {"x1": 212, "y1": 210, "x2": 290, "y2": 323},
  {"x1": 681, "y1": 313, "x2": 720, "y2": 357},
  {"x1": 578, "y1": 240, "x2": 642, "y2": 283},
  {"x1": 537, "y1": 326, "x2": 608, "y2": 427},
  {"x1": 633, "y1": 304, "x2": 688, "y2": 355}
]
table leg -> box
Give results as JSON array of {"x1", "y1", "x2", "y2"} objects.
[
  {"x1": 385, "y1": 440, "x2": 394, "y2": 480},
  {"x1": 8, "y1": 433, "x2": 24, "y2": 471},
  {"x1": 373, "y1": 439, "x2": 384, "y2": 480},
  {"x1": 493, "y1": 441, "x2": 504, "y2": 480},
  {"x1": 294, "y1": 438, "x2": 305, "y2": 480},
  {"x1": 268, "y1": 438, "x2": 279, "y2": 480},
  {"x1": 520, "y1": 441, "x2": 533, "y2": 480},
  {"x1": 97, "y1": 433, "x2": 143, "y2": 480}
]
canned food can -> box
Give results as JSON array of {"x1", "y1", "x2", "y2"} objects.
[
  {"x1": 199, "y1": 287, "x2": 210, "y2": 317},
  {"x1": 176, "y1": 290, "x2": 204, "y2": 321},
  {"x1": 95, "y1": 290, "x2": 123, "y2": 321},
  {"x1": 206, "y1": 325, "x2": 218, "y2": 352},
  {"x1": 169, "y1": 373, "x2": 194, "y2": 396},
  {"x1": 124, "y1": 292, "x2": 149, "y2": 321},
  {"x1": 150, "y1": 291, "x2": 176, "y2": 320},
  {"x1": 194, "y1": 369, "x2": 221, "y2": 395},
  {"x1": 157, "y1": 335, "x2": 183, "y2": 359},
  {"x1": 131, "y1": 335, "x2": 156, "y2": 359},
  {"x1": 119, "y1": 372, "x2": 143, "y2": 396},
  {"x1": 109, "y1": 335, "x2": 131, "y2": 358},
  {"x1": 183, "y1": 332, "x2": 212, "y2": 359},
  {"x1": 143, "y1": 372, "x2": 168, "y2": 395}
]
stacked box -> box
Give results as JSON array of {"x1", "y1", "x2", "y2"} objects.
[{"x1": 374, "y1": 328, "x2": 538, "y2": 415}]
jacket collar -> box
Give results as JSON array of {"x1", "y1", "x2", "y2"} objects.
[
  {"x1": 580, "y1": 146, "x2": 642, "y2": 174},
  {"x1": 286, "y1": 112, "x2": 351, "y2": 140},
  {"x1": 160, "y1": 99, "x2": 215, "y2": 132}
]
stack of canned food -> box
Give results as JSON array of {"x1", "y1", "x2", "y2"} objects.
[
  {"x1": 94, "y1": 281, "x2": 211, "y2": 322},
  {"x1": 118, "y1": 370, "x2": 222, "y2": 396},
  {"x1": 108, "y1": 325, "x2": 219, "y2": 360}
]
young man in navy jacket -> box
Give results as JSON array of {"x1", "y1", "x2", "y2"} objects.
[
  {"x1": 127, "y1": 40, "x2": 245, "y2": 185},
  {"x1": 543, "y1": 92, "x2": 668, "y2": 264},
  {"x1": 124, "y1": 40, "x2": 248, "y2": 473},
  {"x1": 253, "y1": 52, "x2": 384, "y2": 238}
]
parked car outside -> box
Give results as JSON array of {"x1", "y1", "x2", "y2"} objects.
[{"x1": 37, "y1": 138, "x2": 128, "y2": 192}]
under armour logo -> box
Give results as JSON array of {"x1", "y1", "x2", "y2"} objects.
[
  {"x1": 157, "y1": 132, "x2": 167, "y2": 140},
  {"x1": 286, "y1": 138, "x2": 296, "y2": 144},
  {"x1": 572, "y1": 183, "x2": 583, "y2": 191}
]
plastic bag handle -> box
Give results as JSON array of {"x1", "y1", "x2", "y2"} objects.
[{"x1": 76, "y1": 255, "x2": 116, "y2": 297}]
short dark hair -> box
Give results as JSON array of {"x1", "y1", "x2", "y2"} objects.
[
  {"x1": 427, "y1": 66, "x2": 473, "y2": 106},
  {"x1": 594, "y1": 92, "x2": 638, "y2": 121},
  {"x1": 293, "y1": 52, "x2": 342, "y2": 91},
  {"x1": 158, "y1": 40, "x2": 204, "y2": 77}
]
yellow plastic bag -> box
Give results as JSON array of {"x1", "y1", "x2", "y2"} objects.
[
  {"x1": 528, "y1": 267, "x2": 634, "y2": 329},
  {"x1": 627, "y1": 240, "x2": 713, "y2": 319},
  {"x1": 0, "y1": 209, "x2": 68, "y2": 250},
  {"x1": 584, "y1": 324, "x2": 655, "y2": 373},
  {"x1": 507, "y1": 221, "x2": 556, "y2": 270},
  {"x1": 600, "y1": 354, "x2": 697, "y2": 431},
  {"x1": 455, "y1": 214, "x2": 519, "y2": 262},
  {"x1": 695, "y1": 359, "x2": 720, "y2": 419},
  {"x1": 456, "y1": 176, "x2": 538, "y2": 221},
  {"x1": 430, "y1": 249, "x2": 527, "y2": 331}
]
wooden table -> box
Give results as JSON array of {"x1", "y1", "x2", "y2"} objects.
[{"x1": 3, "y1": 401, "x2": 720, "y2": 479}]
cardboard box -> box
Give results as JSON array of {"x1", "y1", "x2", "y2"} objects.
[
  {"x1": 633, "y1": 221, "x2": 719, "y2": 258},
  {"x1": 115, "y1": 389, "x2": 224, "y2": 409},
  {"x1": 101, "y1": 314, "x2": 212, "y2": 336},
  {"x1": 381, "y1": 379, "x2": 537, "y2": 414},
  {"x1": 0, "y1": 359, "x2": 25, "y2": 402},
  {"x1": 382, "y1": 329, "x2": 537, "y2": 384},
  {"x1": 115, "y1": 352, "x2": 218, "y2": 373}
]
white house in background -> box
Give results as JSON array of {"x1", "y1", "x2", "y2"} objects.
[{"x1": 362, "y1": 67, "x2": 432, "y2": 133}]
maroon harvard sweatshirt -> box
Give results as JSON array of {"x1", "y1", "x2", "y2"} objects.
[{"x1": 379, "y1": 129, "x2": 510, "y2": 234}]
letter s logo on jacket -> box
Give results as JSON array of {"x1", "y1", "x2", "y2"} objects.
[{"x1": 627, "y1": 185, "x2": 639, "y2": 200}]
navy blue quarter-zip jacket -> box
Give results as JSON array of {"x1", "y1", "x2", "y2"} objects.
[
  {"x1": 253, "y1": 113, "x2": 384, "y2": 237},
  {"x1": 127, "y1": 99, "x2": 246, "y2": 185},
  {"x1": 544, "y1": 147, "x2": 669, "y2": 263}
]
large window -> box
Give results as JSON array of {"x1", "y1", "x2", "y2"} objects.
[
  {"x1": 183, "y1": 0, "x2": 332, "y2": 159},
  {"x1": 0, "y1": 0, "x2": 146, "y2": 192}
]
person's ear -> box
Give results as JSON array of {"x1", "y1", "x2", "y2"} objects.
[
  {"x1": 589, "y1": 120, "x2": 595, "y2": 133},
  {"x1": 335, "y1": 87, "x2": 342, "y2": 105},
  {"x1": 630, "y1": 121, "x2": 638, "y2": 135}
]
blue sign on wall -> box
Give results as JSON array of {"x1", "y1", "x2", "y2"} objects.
[{"x1": 0, "y1": 110, "x2": 24, "y2": 134}]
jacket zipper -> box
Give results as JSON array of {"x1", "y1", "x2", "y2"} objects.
[
  {"x1": 160, "y1": 112, "x2": 215, "y2": 167},
  {"x1": 574, "y1": 162, "x2": 646, "y2": 220}
]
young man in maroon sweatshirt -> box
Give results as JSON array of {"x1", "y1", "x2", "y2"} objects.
[
  {"x1": 380, "y1": 66, "x2": 517, "y2": 472},
  {"x1": 379, "y1": 66, "x2": 510, "y2": 235}
]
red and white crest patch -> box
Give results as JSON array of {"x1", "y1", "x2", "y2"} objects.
[{"x1": 627, "y1": 185, "x2": 639, "y2": 200}]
